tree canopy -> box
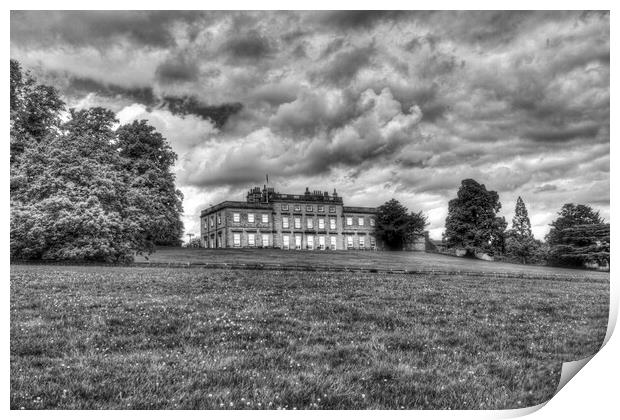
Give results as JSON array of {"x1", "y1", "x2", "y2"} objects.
[
  {"x1": 10, "y1": 59, "x2": 65, "y2": 164},
  {"x1": 116, "y1": 120, "x2": 184, "y2": 246},
  {"x1": 443, "y1": 179, "x2": 507, "y2": 256},
  {"x1": 546, "y1": 203, "x2": 608, "y2": 267},
  {"x1": 374, "y1": 199, "x2": 427, "y2": 250},
  {"x1": 10, "y1": 60, "x2": 184, "y2": 261}
]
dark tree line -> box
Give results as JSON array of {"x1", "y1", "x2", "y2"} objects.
[
  {"x1": 441, "y1": 178, "x2": 608, "y2": 268},
  {"x1": 10, "y1": 60, "x2": 184, "y2": 262}
]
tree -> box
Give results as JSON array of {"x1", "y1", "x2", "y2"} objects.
[
  {"x1": 374, "y1": 199, "x2": 427, "y2": 250},
  {"x1": 11, "y1": 108, "x2": 138, "y2": 262},
  {"x1": 10, "y1": 60, "x2": 187, "y2": 262},
  {"x1": 10, "y1": 59, "x2": 65, "y2": 164},
  {"x1": 505, "y1": 196, "x2": 538, "y2": 264},
  {"x1": 443, "y1": 179, "x2": 507, "y2": 256},
  {"x1": 116, "y1": 120, "x2": 184, "y2": 246},
  {"x1": 546, "y1": 204, "x2": 608, "y2": 267}
]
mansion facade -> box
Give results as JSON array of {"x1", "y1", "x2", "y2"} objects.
[{"x1": 200, "y1": 186, "x2": 385, "y2": 250}]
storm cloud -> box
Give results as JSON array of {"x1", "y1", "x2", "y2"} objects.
[{"x1": 10, "y1": 10, "x2": 610, "y2": 240}]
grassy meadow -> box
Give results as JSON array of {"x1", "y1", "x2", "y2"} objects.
[{"x1": 10, "y1": 263, "x2": 609, "y2": 410}]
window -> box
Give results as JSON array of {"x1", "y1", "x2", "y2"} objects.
[
  {"x1": 307, "y1": 236, "x2": 314, "y2": 250},
  {"x1": 295, "y1": 235, "x2": 302, "y2": 250},
  {"x1": 233, "y1": 213, "x2": 240, "y2": 223},
  {"x1": 347, "y1": 235, "x2": 354, "y2": 249},
  {"x1": 248, "y1": 233, "x2": 255, "y2": 247},
  {"x1": 359, "y1": 237, "x2": 365, "y2": 248},
  {"x1": 294, "y1": 205, "x2": 301, "y2": 212},
  {"x1": 306, "y1": 205, "x2": 313, "y2": 212},
  {"x1": 318, "y1": 218, "x2": 325, "y2": 229},
  {"x1": 358, "y1": 217, "x2": 365, "y2": 226},
  {"x1": 204, "y1": 219, "x2": 208, "y2": 229},
  {"x1": 318, "y1": 205, "x2": 324, "y2": 212},
  {"x1": 210, "y1": 216, "x2": 214, "y2": 227},
  {"x1": 370, "y1": 237, "x2": 376, "y2": 249},
  {"x1": 329, "y1": 206, "x2": 336, "y2": 213},
  {"x1": 294, "y1": 217, "x2": 301, "y2": 229},
  {"x1": 262, "y1": 214, "x2": 269, "y2": 223},
  {"x1": 281, "y1": 204, "x2": 289, "y2": 211},
  {"x1": 346, "y1": 217, "x2": 353, "y2": 226},
  {"x1": 233, "y1": 233, "x2": 241, "y2": 247},
  {"x1": 307, "y1": 218, "x2": 313, "y2": 229},
  {"x1": 370, "y1": 218, "x2": 375, "y2": 227},
  {"x1": 217, "y1": 213, "x2": 221, "y2": 224},
  {"x1": 248, "y1": 213, "x2": 255, "y2": 223},
  {"x1": 283, "y1": 235, "x2": 290, "y2": 249},
  {"x1": 282, "y1": 216, "x2": 289, "y2": 229},
  {"x1": 330, "y1": 236, "x2": 337, "y2": 250},
  {"x1": 330, "y1": 218, "x2": 337, "y2": 230},
  {"x1": 262, "y1": 234, "x2": 269, "y2": 247},
  {"x1": 318, "y1": 236, "x2": 325, "y2": 250}
]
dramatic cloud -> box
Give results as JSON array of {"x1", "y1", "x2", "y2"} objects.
[{"x1": 10, "y1": 11, "x2": 609, "y2": 240}]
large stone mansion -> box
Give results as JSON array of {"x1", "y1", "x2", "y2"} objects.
[{"x1": 200, "y1": 185, "x2": 402, "y2": 250}]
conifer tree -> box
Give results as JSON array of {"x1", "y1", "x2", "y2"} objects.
[
  {"x1": 546, "y1": 203, "x2": 608, "y2": 267},
  {"x1": 505, "y1": 196, "x2": 537, "y2": 264},
  {"x1": 511, "y1": 197, "x2": 532, "y2": 239}
]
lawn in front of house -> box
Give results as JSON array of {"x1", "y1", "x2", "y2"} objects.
[{"x1": 10, "y1": 264, "x2": 608, "y2": 409}]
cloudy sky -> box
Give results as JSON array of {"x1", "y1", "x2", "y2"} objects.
[{"x1": 10, "y1": 10, "x2": 610, "y2": 240}]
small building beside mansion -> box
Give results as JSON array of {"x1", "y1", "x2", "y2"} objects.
[{"x1": 200, "y1": 185, "x2": 399, "y2": 250}]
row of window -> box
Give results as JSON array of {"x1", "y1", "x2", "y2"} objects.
[
  {"x1": 205, "y1": 213, "x2": 375, "y2": 229},
  {"x1": 280, "y1": 204, "x2": 336, "y2": 213},
  {"x1": 283, "y1": 216, "x2": 337, "y2": 230},
  {"x1": 232, "y1": 233, "x2": 376, "y2": 250}
]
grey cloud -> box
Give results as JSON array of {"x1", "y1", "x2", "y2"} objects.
[
  {"x1": 281, "y1": 30, "x2": 307, "y2": 43},
  {"x1": 311, "y1": 10, "x2": 414, "y2": 30},
  {"x1": 58, "y1": 75, "x2": 241, "y2": 128},
  {"x1": 269, "y1": 89, "x2": 357, "y2": 137},
  {"x1": 321, "y1": 38, "x2": 346, "y2": 57},
  {"x1": 160, "y1": 96, "x2": 243, "y2": 129},
  {"x1": 64, "y1": 76, "x2": 156, "y2": 105},
  {"x1": 534, "y1": 184, "x2": 558, "y2": 193},
  {"x1": 155, "y1": 55, "x2": 201, "y2": 84},
  {"x1": 249, "y1": 83, "x2": 298, "y2": 106},
  {"x1": 522, "y1": 123, "x2": 601, "y2": 142},
  {"x1": 220, "y1": 30, "x2": 275, "y2": 63},
  {"x1": 10, "y1": 10, "x2": 205, "y2": 48},
  {"x1": 312, "y1": 44, "x2": 375, "y2": 86}
]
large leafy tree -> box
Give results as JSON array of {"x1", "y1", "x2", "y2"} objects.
[
  {"x1": 546, "y1": 204, "x2": 608, "y2": 267},
  {"x1": 443, "y1": 179, "x2": 507, "y2": 256},
  {"x1": 10, "y1": 59, "x2": 187, "y2": 261},
  {"x1": 11, "y1": 108, "x2": 138, "y2": 261},
  {"x1": 505, "y1": 196, "x2": 538, "y2": 264},
  {"x1": 116, "y1": 120, "x2": 184, "y2": 246},
  {"x1": 374, "y1": 199, "x2": 427, "y2": 250}
]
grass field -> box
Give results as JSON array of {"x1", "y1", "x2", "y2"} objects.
[
  {"x1": 10, "y1": 262, "x2": 609, "y2": 410},
  {"x1": 135, "y1": 247, "x2": 610, "y2": 280}
]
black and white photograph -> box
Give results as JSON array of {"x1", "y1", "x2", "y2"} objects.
[{"x1": 8, "y1": 6, "x2": 613, "y2": 413}]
